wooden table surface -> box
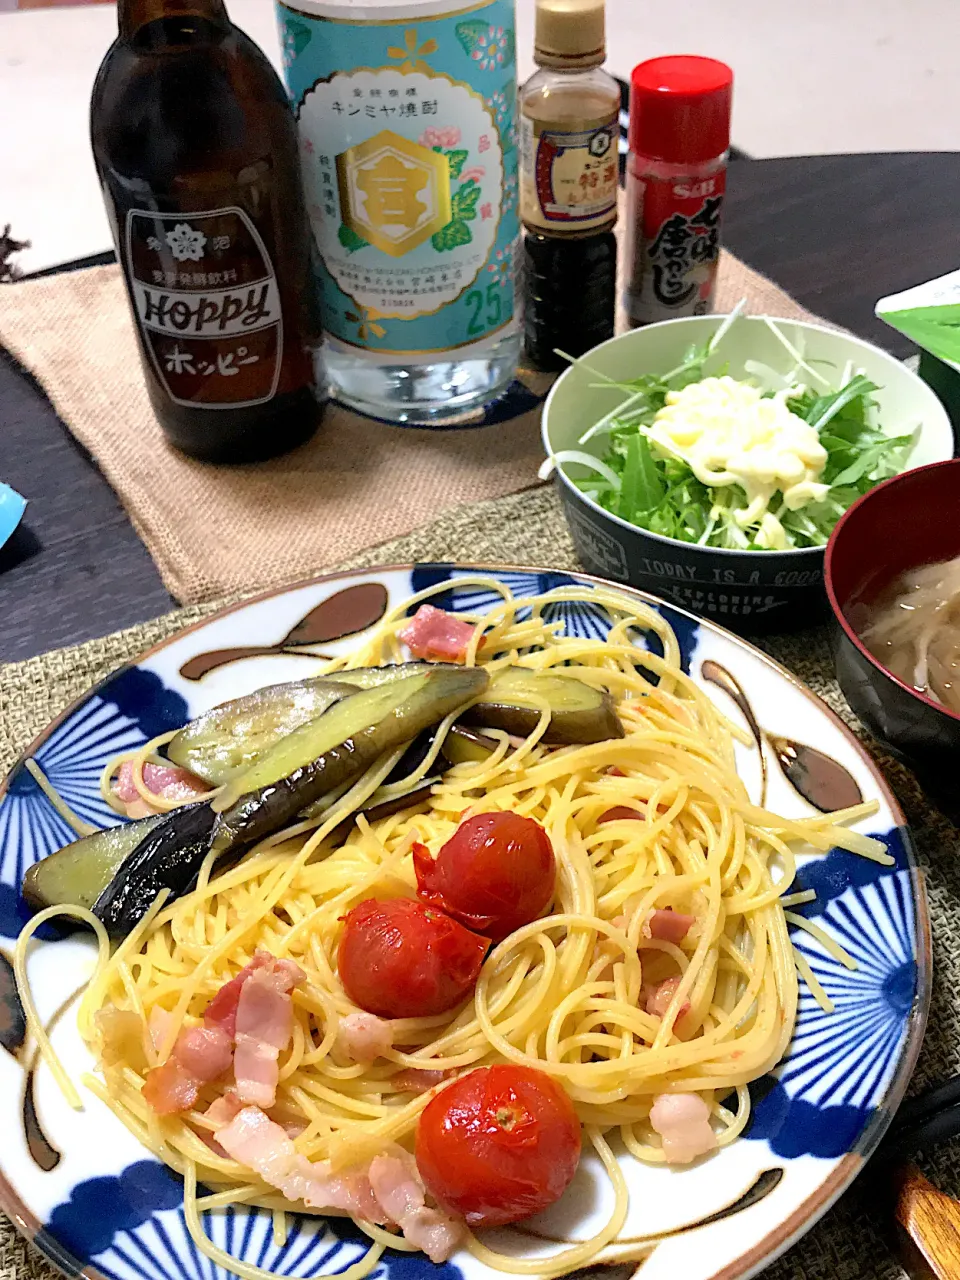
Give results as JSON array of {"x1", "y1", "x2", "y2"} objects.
[{"x1": 2, "y1": 152, "x2": 958, "y2": 663}]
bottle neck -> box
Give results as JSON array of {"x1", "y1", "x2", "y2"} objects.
[
  {"x1": 118, "y1": 0, "x2": 230, "y2": 45},
  {"x1": 534, "y1": 56, "x2": 605, "y2": 73}
]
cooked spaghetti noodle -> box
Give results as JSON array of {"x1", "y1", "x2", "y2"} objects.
[{"x1": 20, "y1": 581, "x2": 887, "y2": 1279}]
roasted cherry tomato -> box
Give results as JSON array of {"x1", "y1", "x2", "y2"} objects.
[
  {"x1": 338, "y1": 897, "x2": 488, "y2": 1018},
  {"x1": 414, "y1": 812, "x2": 556, "y2": 942},
  {"x1": 416, "y1": 1064, "x2": 581, "y2": 1226}
]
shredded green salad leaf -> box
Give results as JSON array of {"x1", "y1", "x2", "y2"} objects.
[{"x1": 545, "y1": 316, "x2": 916, "y2": 551}]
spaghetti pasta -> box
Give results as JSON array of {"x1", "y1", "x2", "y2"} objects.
[{"x1": 19, "y1": 582, "x2": 885, "y2": 1278}]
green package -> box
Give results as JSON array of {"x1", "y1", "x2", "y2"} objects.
[{"x1": 877, "y1": 270, "x2": 960, "y2": 365}]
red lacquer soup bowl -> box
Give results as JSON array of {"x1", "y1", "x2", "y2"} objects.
[{"x1": 825, "y1": 458, "x2": 960, "y2": 772}]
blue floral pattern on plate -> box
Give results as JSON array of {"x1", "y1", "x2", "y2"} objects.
[
  {"x1": 0, "y1": 565, "x2": 928, "y2": 1280},
  {"x1": 40, "y1": 1160, "x2": 454, "y2": 1280},
  {"x1": 0, "y1": 669, "x2": 188, "y2": 939},
  {"x1": 95, "y1": 1206, "x2": 460, "y2": 1280},
  {"x1": 409, "y1": 563, "x2": 701, "y2": 672},
  {"x1": 745, "y1": 830, "x2": 917, "y2": 1158}
]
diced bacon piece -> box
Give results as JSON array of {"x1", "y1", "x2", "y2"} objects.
[
  {"x1": 607, "y1": 766, "x2": 626, "y2": 777},
  {"x1": 336, "y1": 1012, "x2": 395, "y2": 1065},
  {"x1": 369, "y1": 1150, "x2": 423, "y2": 1223},
  {"x1": 646, "y1": 909, "x2": 695, "y2": 945},
  {"x1": 204, "y1": 951, "x2": 303, "y2": 1039},
  {"x1": 144, "y1": 951, "x2": 305, "y2": 1117},
  {"x1": 142, "y1": 1057, "x2": 199, "y2": 1115},
  {"x1": 649, "y1": 1093, "x2": 717, "y2": 1164},
  {"x1": 258, "y1": 956, "x2": 306, "y2": 993},
  {"x1": 217, "y1": 1106, "x2": 385, "y2": 1223},
  {"x1": 218, "y1": 1108, "x2": 465, "y2": 1261},
  {"x1": 598, "y1": 805, "x2": 643, "y2": 823},
  {"x1": 216, "y1": 1106, "x2": 308, "y2": 1191},
  {"x1": 143, "y1": 1019, "x2": 233, "y2": 1115},
  {"x1": 113, "y1": 760, "x2": 210, "y2": 816},
  {"x1": 204, "y1": 976, "x2": 249, "y2": 1038},
  {"x1": 300, "y1": 1165, "x2": 383, "y2": 1221},
  {"x1": 142, "y1": 762, "x2": 209, "y2": 801},
  {"x1": 148, "y1": 1005, "x2": 176, "y2": 1054},
  {"x1": 95, "y1": 1006, "x2": 147, "y2": 1071},
  {"x1": 113, "y1": 761, "x2": 145, "y2": 804},
  {"x1": 402, "y1": 1207, "x2": 466, "y2": 1265},
  {"x1": 368, "y1": 1150, "x2": 466, "y2": 1263},
  {"x1": 233, "y1": 1038, "x2": 281, "y2": 1109},
  {"x1": 198, "y1": 1129, "x2": 229, "y2": 1159},
  {"x1": 398, "y1": 605, "x2": 482, "y2": 664},
  {"x1": 233, "y1": 962, "x2": 303, "y2": 1108},
  {"x1": 200, "y1": 1091, "x2": 243, "y2": 1158},
  {"x1": 205, "y1": 1091, "x2": 244, "y2": 1130},
  {"x1": 150, "y1": 1006, "x2": 231, "y2": 1077},
  {"x1": 174, "y1": 1025, "x2": 234, "y2": 1082},
  {"x1": 391, "y1": 1068, "x2": 451, "y2": 1094},
  {"x1": 236, "y1": 972, "x2": 296, "y2": 1052},
  {"x1": 643, "y1": 976, "x2": 690, "y2": 1021},
  {"x1": 204, "y1": 957, "x2": 269, "y2": 1038},
  {"x1": 216, "y1": 1105, "x2": 299, "y2": 1176}
]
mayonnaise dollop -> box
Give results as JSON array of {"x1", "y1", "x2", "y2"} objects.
[{"x1": 645, "y1": 376, "x2": 830, "y2": 549}]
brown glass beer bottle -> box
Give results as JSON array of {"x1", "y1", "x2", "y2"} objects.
[{"x1": 91, "y1": 0, "x2": 322, "y2": 462}]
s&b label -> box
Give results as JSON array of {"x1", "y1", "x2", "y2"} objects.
[
  {"x1": 625, "y1": 171, "x2": 727, "y2": 325},
  {"x1": 124, "y1": 207, "x2": 282, "y2": 408}
]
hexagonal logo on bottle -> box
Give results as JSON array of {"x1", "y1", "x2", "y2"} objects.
[{"x1": 335, "y1": 130, "x2": 452, "y2": 258}]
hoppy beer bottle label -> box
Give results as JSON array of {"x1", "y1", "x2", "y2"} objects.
[
  {"x1": 124, "y1": 207, "x2": 283, "y2": 406},
  {"x1": 278, "y1": 0, "x2": 519, "y2": 359}
]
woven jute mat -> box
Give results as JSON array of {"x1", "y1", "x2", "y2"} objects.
[
  {"x1": 0, "y1": 250, "x2": 818, "y2": 607},
  {"x1": 4, "y1": 485, "x2": 960, "y2": 1280}
]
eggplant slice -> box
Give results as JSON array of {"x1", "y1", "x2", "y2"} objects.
[
  {"x1": 166, "y1": 677, "x2": 359, "y2": 785},
  {"x1": 463, "y1": 668, "x2": 623, "y2": 744},
  {"x1": 22, "y1": 813, "x2": 166, "y2": 913},
  {"x1": 27, "y1": 666, "x2": 494, "y2": 940},
  {"x1": 210, "y1": 666, "x2": 489, "y2": 855},
  {"x1": 298, "y1": 727, "x2": 455, "y2": 824},
  {"x1": 92, "y1": 803, "x2": 218, "y2": 939},
  {"x1": 335, "y1": 662, "x2": 438, "y2": 689},
  {"x1": 443, "y1": 724, "x2": 500, "y2": 765}
]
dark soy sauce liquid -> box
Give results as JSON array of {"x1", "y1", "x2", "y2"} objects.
[{"x1": 523, "y1": 229, "x2": 617, "y2": 372}]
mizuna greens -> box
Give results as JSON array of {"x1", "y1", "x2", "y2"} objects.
[{"x1": 543, "y1": 315, "x2": 916, "y2": 551}]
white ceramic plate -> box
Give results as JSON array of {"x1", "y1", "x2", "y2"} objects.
[{"x1": 0, "y1": 564, "x2": 929, "y2": 1280}]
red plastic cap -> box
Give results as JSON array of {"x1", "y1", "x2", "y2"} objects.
[{"x1": 629, "y1": 55, "x2": 733, "y2": 164}]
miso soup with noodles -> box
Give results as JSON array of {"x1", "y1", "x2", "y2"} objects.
[{"x1": 862, "y1": 554, "x2": 960, "y2": 713}]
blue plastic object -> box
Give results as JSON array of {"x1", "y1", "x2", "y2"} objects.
[{"x1": 0, "y1": 483, "x2": 26, "y2": 551}]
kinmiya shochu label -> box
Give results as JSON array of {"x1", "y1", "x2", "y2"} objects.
[{"x1": 278, "y1": 0, "x2": 519, "y2": 359}]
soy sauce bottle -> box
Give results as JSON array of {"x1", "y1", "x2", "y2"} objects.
[
  {"x1": 519, "y1": 0, "x2": 620, "y2": 371},
  {"x1": 91, "y1": 0, "x2": 323, "y2": 461},
  {"x1": 523, "y1": 230, "x2": 617, "y2": 370}
]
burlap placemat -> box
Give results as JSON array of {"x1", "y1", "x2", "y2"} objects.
[
  {"x1": 4, "y1": 484, "x2": 960, "y2": 1280},
  {"x1": 0, "y1": 251, "x2": 818, "y2": 607}
]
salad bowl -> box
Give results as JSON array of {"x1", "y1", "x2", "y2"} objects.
[{"x1": 541, "y1": 315, "x2": 953, "y2": 633}]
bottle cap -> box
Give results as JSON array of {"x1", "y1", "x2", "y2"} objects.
[
  {"x1": 629, "y1": 55, "x2": 733, "y2": 164},
  {"x1": 535, "y1": 0, "x2": 606, "y2": 70}
]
